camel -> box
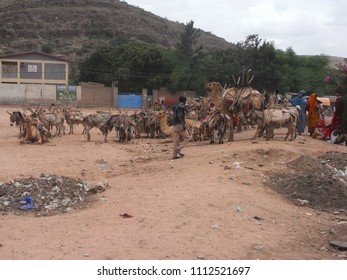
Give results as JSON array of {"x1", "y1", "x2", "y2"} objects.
[
  {"x1": 20, "y1": 116, "x2": 50, "y2": 144},
  {"x1": 205, "y1": 81, "x2": 264, "y2": 141},
  {"x1": 155, "y1": 110, "x2": 203, "y2": 140}
]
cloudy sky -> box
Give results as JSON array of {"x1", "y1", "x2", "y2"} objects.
[{"x1": 125, "y1": 0, "x2": 347, "y2": 57}]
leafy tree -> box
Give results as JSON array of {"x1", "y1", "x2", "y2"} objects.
[
  {"x1": 78, "y1": 42, "x2": 170, "y2": 91},
  {"x1": 203, "y1": 35, "x2": 278, "y2": 92},
  {"x1": 77, "y1": 33, "x2": 332, "y2": 96},
  {"x1": 79, "y1": 46, "x2": 116, "y2": 86},
  {"x1": 272, "y1": 48, "x2": 328, "y2": 95},
  {"x1": 176, "y1": 20, "x2": 203, "y2": 58},
  {"x1": 324, "y1": 60, "x2": 347, "y2": 96},
  {"x1": 164, "y1": 21, "x2": 206, "y2": 92}
]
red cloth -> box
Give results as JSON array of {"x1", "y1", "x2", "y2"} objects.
[
  {"x1": 316, "y1": 118, "x2": 330, "y2": 139},
  {"x1": 232, "y1": 114, "x2": 238, "y2": 125},
  {"x1": 331, "y1": 114, "x2": 342, "y2": 131}
]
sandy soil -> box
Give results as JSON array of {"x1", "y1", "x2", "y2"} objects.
[{"x1": 0, "y1": 105, "x2": 346, "y2": 260}]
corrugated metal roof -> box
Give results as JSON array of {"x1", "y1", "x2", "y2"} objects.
[{"x1": 0, "y1": 51, "x2": 69, "y2": 62}]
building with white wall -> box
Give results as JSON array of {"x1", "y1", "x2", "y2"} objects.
[{"x1": 0, "y1": 51, "x2": 69, "y2": 85}]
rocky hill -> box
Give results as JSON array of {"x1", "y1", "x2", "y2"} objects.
[{"x1": 0, "y1": 0, "x2": 232, "y2": 61}]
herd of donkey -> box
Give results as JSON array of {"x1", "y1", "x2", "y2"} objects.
[{"x1": 6, "y1": 81, "x2": 301, "y2": 145}]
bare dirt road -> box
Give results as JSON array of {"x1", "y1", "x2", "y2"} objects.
[{"x1": 0, "y1": 105, "x2": 346, "y2": 260}]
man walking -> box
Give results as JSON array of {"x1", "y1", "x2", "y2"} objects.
[{"x1": 172, "y1": 96, "x2": 190, "y2": 160}]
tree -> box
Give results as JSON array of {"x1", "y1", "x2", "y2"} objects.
[
  {"x1": 78, "y1": 42, "x2": 171, "y2": 90},
  {"x1": 324, "y1": 60, "x2": 347, "y2": 96},
  {"x1": 206, "y1": 35, "x2": 278, "y2": 91},
  {"x1": 164, "y1": 21, "x2": 206, "y2": 92},
  {"x1": 176, "y1": 20, "x2": 203, "y2": 58}
]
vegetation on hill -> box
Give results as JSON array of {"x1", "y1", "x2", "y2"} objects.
[
  {"x1": 0, "y1": 0, "x2": 346, "y2": 96},
  {"x1": 79, "y1": 29, "x2": 343, "y2": 96},
  {"x1": 0, "y1": 0, "x2": 231, "y2": 57}
]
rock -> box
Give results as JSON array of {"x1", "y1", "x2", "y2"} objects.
[
  {"x1": 254, "y1": 244, "x2": 264, "y2": 252},
  {"x1": 63, "y1": 207, "x2": 72, "y2": 213},
  {"x1": 61, "y1": 198, "x2": 72, "y2": 207},
  {"x1": 329, "y1": 240, "x2": 347, "y2": 250},
  {"x1": 319, "y1": 247, "x2": 327, "y2": 252},
  {"x1": 296, "y1": 199, "x2": 309, "y2": 206}
]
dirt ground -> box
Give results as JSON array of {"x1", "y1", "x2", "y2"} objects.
[{"x1": 0, "y1": 105, "x2": 347, "y2": 260}]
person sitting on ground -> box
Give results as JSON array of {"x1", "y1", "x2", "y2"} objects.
[
  {"x1": 330, "y1": 126, "x2": 347, "y2": 145},
  {"x1": 312, "y1": 117, "x2": 330, "y2": 140}
]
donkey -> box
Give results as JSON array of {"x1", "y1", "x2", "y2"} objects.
[{"x1": 7, "y1": 111, "x2": 25, "y2": 138}]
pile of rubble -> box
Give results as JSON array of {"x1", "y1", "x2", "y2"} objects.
[
  {"x1": 0, "y1": 174, "x2": 108, "y2": 216},
  {"x1": 266, "y1": 151, "x2": 347, "y2": 212}
]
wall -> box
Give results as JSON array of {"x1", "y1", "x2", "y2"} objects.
[
  {"x1": 0, "y1": 84, "x2": 56, "y2": 105},
  {"x1": 157, "y1": 87, "x2": 197, "y2": 100},
  {"x1": 77, "y1": 82, "x2": 114, "y2": 108},
  {"x1": 0, "y1": 83, "x2": 197, "y2": 108}
]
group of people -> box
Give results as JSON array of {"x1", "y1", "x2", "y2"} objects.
[
  {"x1": 171, "y1": 90, "x2": 347, "y2": 160},
  {"x1": 291, "y1": 90, "x2": 346, "y2": 144}
]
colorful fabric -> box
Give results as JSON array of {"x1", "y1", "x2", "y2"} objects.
[
  {"x1": 315, "y1": 118, "x2": 330, "y2": 139},
  {"x1": 307, "y1": 93, "x2": 319, "y2": 133}
]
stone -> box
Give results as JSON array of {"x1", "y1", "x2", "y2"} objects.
[
  {"x1": 61, "y1": 198, "x2": 72, "y2": 207},
  {"x1": 296, "y1": 199, "x2": 309, "y2": 206},
  {"x1": 329, "y1": 240, "x2": 347, "y2": 250}
]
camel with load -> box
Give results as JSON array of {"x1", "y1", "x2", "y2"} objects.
[
  {"x1": 155, "y1": 110, "x2": 203, "y2": 141},
  {"x1": 205, "y1": 74, "x2": 264, "y2": 141}
]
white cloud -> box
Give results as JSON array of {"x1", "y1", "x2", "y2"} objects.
[{"x1": 125, "y1": 0, "x2": 347, "y2": 57}]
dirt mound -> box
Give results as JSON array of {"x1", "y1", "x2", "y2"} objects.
[
  {"x1": 0, "y1": 174, "x2": 108, "y2": 216},
  {"x1": 266, "y1": 151, "x2": 347, "y2": 212}
]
